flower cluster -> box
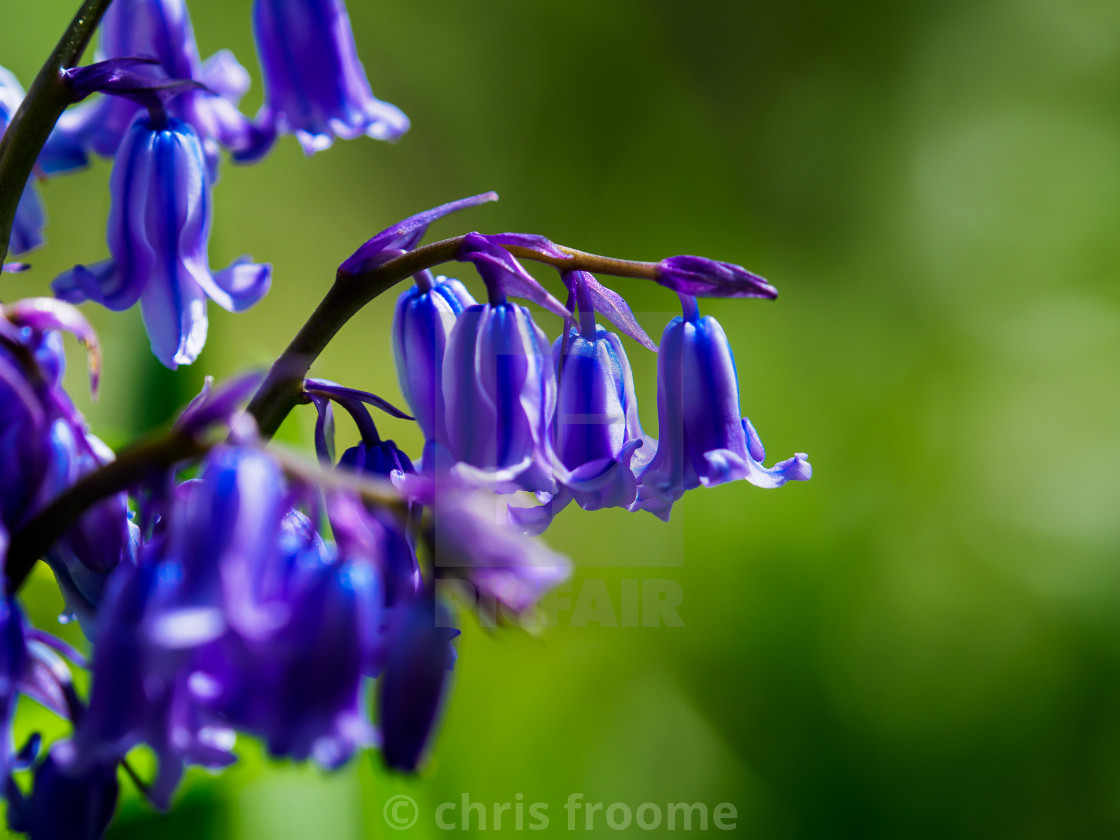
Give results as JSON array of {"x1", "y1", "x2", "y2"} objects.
[
  {"x1": 366, "y1": 196, "x2": 812, "y2": 527},
  {"x1": 0, "y1": 0, "x2": 812, "y2": 837}
]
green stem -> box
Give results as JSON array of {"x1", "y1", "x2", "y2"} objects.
[
  {"x1": 4, "y1": 234, "x2": 667, "y2": 592},
  {"x1": 0, "y1": 0, "x2": 113, "y2": 263}
]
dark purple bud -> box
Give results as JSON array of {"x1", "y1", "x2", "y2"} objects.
[
  {"x1": 339, "y1": 193, "x2": 498, "y2": 277},
  {"x1": 657, "y1": 255, "x2": 778, "y2": 300},
  {"x1": 26, "y1": 744, "x2": 119, "y2": 840},
  {"x1": 377, "y1": 595, "x2": 457, "y2": 773}
]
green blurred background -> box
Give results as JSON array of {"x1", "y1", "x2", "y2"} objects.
[{"x1": 4, "y1": 0, "x2": 1120, "y2": 836}]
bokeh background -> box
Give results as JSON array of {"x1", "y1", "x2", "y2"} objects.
[{"x1": 4, "y1": 0, "x2": 1120, "y2": 836}]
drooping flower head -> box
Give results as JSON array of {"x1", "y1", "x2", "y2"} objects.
[
  {"x1": 304, "y1": 378, "x2": 415, "y2": 477},
  {"x1": 243, "y1": 0, "x2": 409, "y2": 159},
  {"x1": 637, "y1": 294, "x2": 811, "y2": 520},
  {"x1": 393, "y1": 274, "x2": 475, "y2": 444},
  {"x1": 53, "y1": 114, "x2": 271, "y2": 368},
  {"x1": 551, "y1": 271, "x2": 658, "y2": 508},
  {"x1": 440, "y1": 235, "x2": 573, "y2": 493},
  {"x1": 0, "y1": 67, "x2": 47, "y2": 255},
  {"x1": 47, "y1": 0, "x2": 257, "y2": 171}
]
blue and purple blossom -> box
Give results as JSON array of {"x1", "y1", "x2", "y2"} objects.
[
  {"x1": 53, "y1": 115, "x2": 271, "y2": 368},
  {"x1": 244, "y1": 0, "x2": 409, "y2": 159},
  {"x1": 48, "y1": 0, "x2": 256, "y2": 170},
  {"x1": 637, "y1": 295, "x2": 812, "y2": 520}
]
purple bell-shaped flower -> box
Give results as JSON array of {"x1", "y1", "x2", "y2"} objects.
[
  {"x1": 637, "y1": 295, "x2": 811, "y2": 520},
  {"x1": 53, "y1": 115, "x2": 271, "y2": 368},
  {"x1": 440, "y1": 235, "x2": 574, "y2": 493},
  {"x1": 244, "y1": 0, "x2": 409, "y2": 158},
  {"x1": 376, "y1": 594, "x2": 457, "y2": 773},
  {"x1": 48, "y1": 0, "x2": 257, "y2": 170},
  {"x1": 393, "y1": 274, "x2": 476, "y2": 444}
]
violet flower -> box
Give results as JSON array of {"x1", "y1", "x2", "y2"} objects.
[
  {"x1": 243, "y1": 0, "x2": 409, "y2": 159},
  {"x1": 53, "y1": 114, "x2": 271, "y2": 368},
  {"x1": 440, "y1": 235, "x2": 572, "y2": 493},
  {"x1": 48, "y1": 0, "x2": 257, "y2": 171},
  {"x1": 377, "y1": 594, "x2": 456, "y2": 773},
  {"x1": 637, "y1": 295, "x2": 811, "y2": 520}
]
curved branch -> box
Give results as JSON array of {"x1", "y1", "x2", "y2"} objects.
[{"x1": 5, "y1": 233, "x2": 669, "y2": 593}]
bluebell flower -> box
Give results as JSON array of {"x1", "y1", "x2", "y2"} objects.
[
  {"x1": 440, "y1": 235, "x2": 573, "y2": 493},
  {"x1": 243, "y1": 0, "x2": 409, "y2": 159},
  {"x1": 393, "y1": 275, "x2": 476, "y2": 444},
  {"x1": 304, "y1": 378, "x2": 415, "y2": 476},
  {"x1": 442, "y1": 301, "x2": 559, "y2": 492},
  {"x1": 395, "y1": 472, "x2": 570, "y2": 617},
  {"x1": 377, "y1": 594, "x2": 456, "y2": 773},
  {"x1": 73, "y1": 446, "x2": 385, "y2": 802},
  {"x1": 53, "y1": 115, "x2": 271, "y2": 368},
  {"x1": 0, "y1": 67, "x2": 48, "y2": 255},
  {"x1": 48, "y1": 0, "x2": 256, "y2": 171},
  {"x1": 637, "y1": 295, "x2": 811, "y2": 520}
]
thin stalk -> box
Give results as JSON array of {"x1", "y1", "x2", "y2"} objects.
[{"x1": 0, "y1": 0, "x2": 114, "y2": 262}]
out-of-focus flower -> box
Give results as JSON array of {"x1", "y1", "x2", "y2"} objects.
[
  {"x1": 243, "y1": 0, "x2": 409, "y2": 159},
  {"x1": 54, "y1": 116, "x2": 270, "y2": 368},
  {"x1": 637, "y1": 295, "x2": 811, "y2": 520},
  {"x1": 24, "y1": 744, "x2": 119, "y2": 840},
  {"x1": 0, "y1": 301, "x2": 136, "y2": 627},
  {"x1": 376, "y1": 593, "x2": 456, "y2": 773},
  {"x1": 72, "y1": 446, "x2": 387, "y2": 803}
]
